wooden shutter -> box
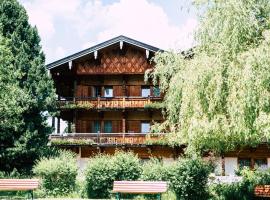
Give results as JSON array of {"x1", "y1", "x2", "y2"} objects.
[
  {"x1": 112, "y1": 120, "x2": 122, "y2": 133},
  {"x1": 127, "y1": 86, "x2": 141, "y2": 96},
  {"x1": 113, "y1": 86, "x2": 123, "y2": 97},
  {"x1": 127, "y1": 120, "x2": 140, "y2": 133}
]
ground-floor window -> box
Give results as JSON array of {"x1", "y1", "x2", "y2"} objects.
[{"x1": 238, "y1": 157, "x2": 268, "y2": 169}]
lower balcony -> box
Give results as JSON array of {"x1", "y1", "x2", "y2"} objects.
[{"x1": 49, "y1": 133, "x2": 166, "y2": 146}]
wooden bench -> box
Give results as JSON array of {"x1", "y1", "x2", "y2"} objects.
[
  {"x1": 255, "y1": 185, "x2": 270, "y2": 198},
  {"x1": 112, "y1": 181, "x2": 168, "y2": 200},
  {"x1": 0, "y1": 179, "x2": 39, "y2": 199}
]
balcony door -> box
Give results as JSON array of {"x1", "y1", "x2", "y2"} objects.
[{"x1": 92, "y1": 121, "x2": 101, "y2": 133}]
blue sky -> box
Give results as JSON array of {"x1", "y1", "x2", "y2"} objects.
[{"x1": 19, "y1": 0, "x2": 198, "y2": 64}]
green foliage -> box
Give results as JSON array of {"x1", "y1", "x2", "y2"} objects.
[
  {"x1": 211, "y1": 168, "x2": 270, "y2": 200},
  {"x1": 0, "y1": 0, "x2": 56, "y2": 172},
  {"x1": 61, "y1": 102, "x2": 94, "y2": 110},
  {"x1": 50, "y1": 138, "x2": 95, "y2": 146},
  {"x1": 167, "y1": 157, "x2": 212, "y2": 200},
  {"x1": 33, "y1": 150, "x2": 78, "y2": 197},
  {"x1": 140, "y1": 158, "x2": 168, "y2": 181},
  {"x1": 85, "y1": 151, "x2": 142, "y2": 199},
  {"x1": 147, "y1": 0, "x2": 270, "y2": 154}
]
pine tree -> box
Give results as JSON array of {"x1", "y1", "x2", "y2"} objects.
[{"x1": 0, "y1": 0, "x2": 56, "y2": 172}]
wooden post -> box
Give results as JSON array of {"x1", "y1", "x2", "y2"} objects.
[
  {"x1": 68, "y1": 121, "x2": 71, "y2": 133},
  {"x1": 73, "y1": 80, "x2": 77, "y2": 102},
  {"x1": 101, "y1": 120, "x2": 104, "y2": 133},
  {"x1": 57, "y1": 117, "x2": 60, "y2": 134},
  {"x1": 221, "y1": 156, "x2": 225, "y2": 176},
  {"x1": 52, "y1": 117, "x2": 55, "y2": 132},
  {"x1": 122, "y1": 112, "x2": 126, "y2": 133}
]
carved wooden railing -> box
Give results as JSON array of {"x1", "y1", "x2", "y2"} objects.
[
  {"x1": 49, "y1": 133, "x2": 164, "y2": 146},
  {"x1": 58, "y1": 96, "x2": 162, "y2": 109}
]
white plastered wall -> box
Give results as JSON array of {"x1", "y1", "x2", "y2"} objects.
[
  {"x1": 214, "y1": 157, "x2": 222, "y2": 175},
  {"x1": 224, "y1": 157, "x2": 238, "y2": 176}
]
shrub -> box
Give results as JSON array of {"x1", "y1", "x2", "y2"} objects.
[
  {"x1": 33, "y1": 150, "x2": 78, "y2": 196},
  {"x1": 85, "y1": 151, "x2": 142, "y2": 199},
  {"x1": 211, "y1": 168, "x2": 270, "y2": 200},
  {"x1": 112, "y1": 151, "x2": 142, "y2": 181},
  {"x1": 85, "y1": 154, "x2": 115, "y2": 199},
  {"x1": 167, "y1": 157, "x2": 212, "y2": 200},
  {"x1": 140, "y1": 158, "x2": 168, "y2": 181}
]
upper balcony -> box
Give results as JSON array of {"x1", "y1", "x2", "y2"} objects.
[{"x1": 58, "y1": 96, "x2": 163, "y2": 110}]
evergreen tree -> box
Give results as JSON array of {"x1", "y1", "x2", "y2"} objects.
[{"x1": 0, "y1": 0, "x2": 56, "y2": 172}]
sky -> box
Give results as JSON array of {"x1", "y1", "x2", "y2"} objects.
[{"x1": 19, "y1": 0, "x2": 198, "y2": 64}]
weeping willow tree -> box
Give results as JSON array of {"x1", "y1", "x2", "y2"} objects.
[{"x1": 146, "y1": 0, "x2": 270, "y2": 155}]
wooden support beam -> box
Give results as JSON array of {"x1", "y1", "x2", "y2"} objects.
[
  {"x1": 52, "y1": 117, "x2": 55, "y2": 132},
  {"x1": 122, "y1": 111, "x2": 126, "y2": 133},
  {"x1": 68, "y1": 121, "x2": 71, "y2": 133},
  {"x1": 57, "y1": 117, "x2": 60, "y2": 134}
]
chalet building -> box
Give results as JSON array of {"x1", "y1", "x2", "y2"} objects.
[
  {"x1": 47, "y1": 36, "x2": 182, "y2": 169},
  {"x1": 47, "y1": 35, "x2": 270, "y2": 175}
]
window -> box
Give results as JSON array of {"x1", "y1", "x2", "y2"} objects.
[
  {"x1": 255, "y1": 158, "x2": 267, "y2": 169},
  {"x1": 104, "y1": 121, "x2": 113, "y2": 133},
  {"x1": 141, "y1": 122, "x2": 150, "y2": 133},
  {"x1": 93, "y1": 86, "x2": 102, "y2": 97},
  {"x1": 92, "y1": 121, "x2": 101, "y2": 133},
  {"x1": 238, "y1": 158, "x2": 251, "y2": 169},
  {"x1": 104, "y1": 86, "x2": 113, "y2": 97},
  {"x1": 153, "y1": 86, "x2": 160, "y2": 97},
  {"x1": 141, "y1": 86, "x2": 150, "y2": 97}
]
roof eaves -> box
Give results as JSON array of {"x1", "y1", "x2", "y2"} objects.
[{"x1": 46, "y1": 35, "x2": 162, "y2": 70}]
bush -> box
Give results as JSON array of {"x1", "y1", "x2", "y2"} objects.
[
  {"x1": 33, "y1": 150, "x2": 78, "y2": 196},
  {"x1": 112, "y1": 151, "x2": 142, "y2": 181},
  {"x1": 85, "y1": 154, "x2": 115, "y2": 199},
  {"x1": 85, "y1": 151, "x2": 142, "y2": 199},
  {"x1": 140, "y1": 158, "x2": 168, "y2": 181},
  {"x1": 211, "y1": 168, "x2": 270, "y2": 200},
  {"x1": 167, "y1": 157, "x2": 212, "y2": 200}
]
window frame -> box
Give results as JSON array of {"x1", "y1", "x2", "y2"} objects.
[
  {"x1": 141, "y1": 121, "x2": 150, "y2": 133},
  {"x1": 141, "y1": 86, "x2": 150, "y2": 98},
  {"x1": 104, "y1": 86, "x2": 113, "y2": 98}
]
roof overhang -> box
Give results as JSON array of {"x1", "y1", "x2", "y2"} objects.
[{"x1": 46, "y1": 35, "x2": 163, "y2": 70}]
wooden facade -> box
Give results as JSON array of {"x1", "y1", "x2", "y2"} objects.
[{"x1": 47, "y1": 36, "x2": 175, "y2": 159}]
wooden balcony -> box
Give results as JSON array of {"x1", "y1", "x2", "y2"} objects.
[
  {"x1": 49, "y1": 133, "x2": 165, "y2": 146},
  {"x1": 58, "y1": 96, "x2": 162, "y2": 110}
]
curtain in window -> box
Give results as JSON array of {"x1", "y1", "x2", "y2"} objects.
[{"x1": 104, "y1": 121, "x2": 112, "y2": 133}]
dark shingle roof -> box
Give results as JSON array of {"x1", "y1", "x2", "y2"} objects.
[{"x1": 46, "y1": 35, "x2": 162, "y2": 70}]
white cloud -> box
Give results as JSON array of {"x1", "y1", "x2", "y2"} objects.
[{"x1": 20, "y1": 0, "x2": 198, "y2": 62}]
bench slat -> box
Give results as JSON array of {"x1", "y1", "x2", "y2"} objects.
[
  {"x1": 0, "y1": 179, "x2": 39, "y2": 191},
  {"x1": 112, "y1": 181, "x2": 167, "y2": 194}
]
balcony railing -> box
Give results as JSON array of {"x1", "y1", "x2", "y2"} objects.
[
  {"x1": 58, "y1": 96, "x2": 162, "y2": 109},
  {"x1": 49, "y1": 133, "x2": 165, "y2": 146}
]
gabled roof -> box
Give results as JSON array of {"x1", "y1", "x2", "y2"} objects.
[{"x1": 46, "y1": 35, "x2": 162, "y2": 70}]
